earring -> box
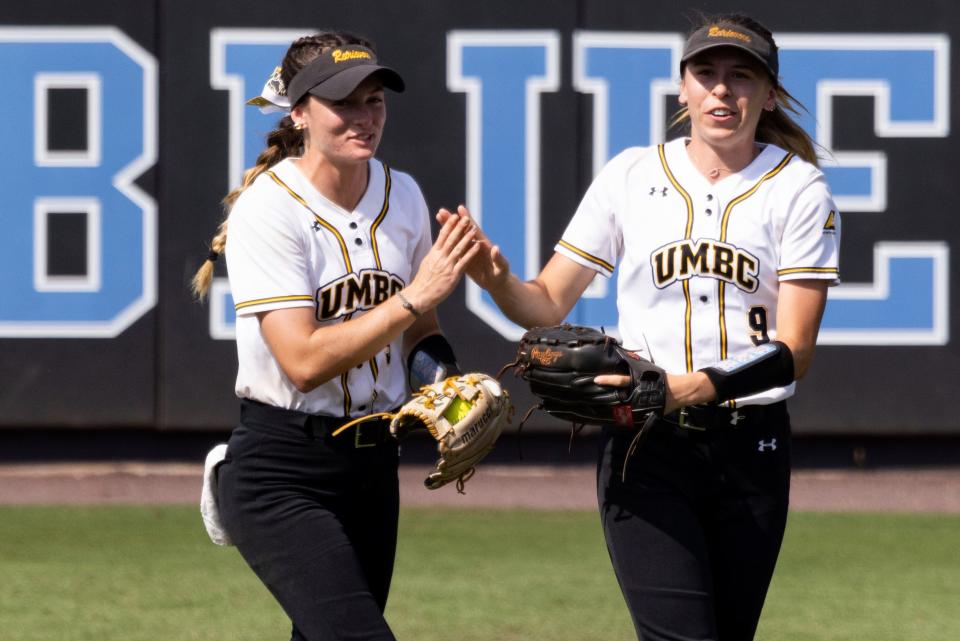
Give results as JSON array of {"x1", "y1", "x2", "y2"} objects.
[{"x1": 294, "y1": 122, "x2": 305, "y2": 130}]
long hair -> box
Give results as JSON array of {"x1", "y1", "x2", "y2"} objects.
[
  {"x1": 190, "y1": 31, "x2": 375, "y2": 299},
  {"x1": 670, "y1": 13, "x2": 820, "y2": 166}
]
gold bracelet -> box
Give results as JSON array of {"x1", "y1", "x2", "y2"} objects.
[{"x1": 396, "y1": 291, "x2": 421, "y2": 318}]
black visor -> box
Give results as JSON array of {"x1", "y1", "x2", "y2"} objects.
[
  {"x1": 680, "y1": 23, "x2": 778, "y2": 81},
  {"x1": 286, "y1": 45, "x2": 405, "y2": 105}
]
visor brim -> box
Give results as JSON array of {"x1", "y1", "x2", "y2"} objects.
[
  {"x1": 306, "y1": 65, "x2": 405, "y2": 101},
  {"x1": 680, "y1": 42, "x2": 778, "y2": 82}
]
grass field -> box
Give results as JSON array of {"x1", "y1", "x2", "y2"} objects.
[{"x1": 1, "y1": 506, "x2": 958, "y2": 641}]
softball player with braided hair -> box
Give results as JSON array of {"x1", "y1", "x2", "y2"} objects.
[
  {"x1": 448, "y1": 13, "x2": 840, "y2": 641},
  {"x1": 193, "y1": 31, "x2": 478, "y2": 640}
]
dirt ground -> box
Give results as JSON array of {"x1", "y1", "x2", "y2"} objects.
[{"x1": 1, "y1": 462, "x2": 958, "y2": 512}]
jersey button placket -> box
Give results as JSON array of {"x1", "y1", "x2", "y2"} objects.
[
  {"x1": 706, "y1": 194, "x2": 722, "y2": 233},
  {"x1": 349, "y1": 218, "x2": 372, "y2": 255},
  {"x1": 345, "y1": 219, "x2": 361, "y2": 247}
]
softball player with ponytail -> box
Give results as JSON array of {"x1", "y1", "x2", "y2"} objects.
[
  {"x1": 192, "y1": 31, "x2": 477, "y2": 641},
  {"x1": 452, "y1": 13, "x2": 840, "y2": 641}
]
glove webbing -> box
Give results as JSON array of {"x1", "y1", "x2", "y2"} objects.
[{"x1": 332, "y1": 375, "x2": 480, "y2": 439}]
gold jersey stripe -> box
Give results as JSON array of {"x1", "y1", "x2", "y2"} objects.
[
  {"x1": 682, "y1": 280, "x2": 693, "y2": 372},
  {"x1": 557, "y1": 239, "x2": 615, "y2": 273},
  {"x1": 717, "y1": 152, "x2": 795, "y2": 364},
  {"x1": 778, "y1": 266, "x2": 839, "y2": 276},
  {"x1": 369, "y1": 162, "x2": 392, "y2": 271},
  {"x1": 659, "y1": 144, "x2": 695, "y2": 238},
  {"x1": 265, "y1": 170, "x2": 353, "y2": 273},
  {"x1": 265, "y1": 170, "x2": 369, "y2": 413},
  {"x1": 716, "y1": 282, "x2": 735, "y2": 408},
  {"x1": 658, "y1": 144, "x2": 696, "y2": 372},
  {"x1": 365, "y1": 161, "x2": 392, "y2": 386},
  {"x1": 719, "y1": 152, "x2": 794, "y2": 243},
  {"x1": 340, "y1": 311, "x2": 355, "y2": 415},
  {"x1": 340, "y1": 370, "x2": 352, "y2": 416},
  {"x1": 234, "y1": 294, "x2": 314, "y2": 311},
  {"x1": 718, "y1": 275, "x2": 728, "y2": 376}
]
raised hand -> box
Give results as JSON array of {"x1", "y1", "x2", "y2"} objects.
[
  {"x1": 436, "y1": 205, "x2": 511, "y2": 292},
  {"x1": 402, "y1": 212, "x2": 480, "y2": 312}
]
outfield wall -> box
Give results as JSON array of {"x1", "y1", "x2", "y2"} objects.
[{"x1": 0, "y1": 0, "x2": 956, "y2": 434}]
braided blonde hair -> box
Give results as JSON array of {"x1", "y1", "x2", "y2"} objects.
[{"x1": 191, "y1": 30, "x2": 376, "y2": 299}]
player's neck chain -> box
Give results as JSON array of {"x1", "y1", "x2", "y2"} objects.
[
  {"x1": 690, "y1": 163, "x2": 736, "y2": 183},
  {"x1": 691, "y1": 156, "x2": 741, "y2": 182},
  {"x1": 686, "y1": 140, "x2": 762, "y2": 183},
  {"x1": 707, "y1": 166, "x2": 732, "y2": 180}
]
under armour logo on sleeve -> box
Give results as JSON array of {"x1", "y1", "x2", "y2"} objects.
[{"x1": 758, "y1": 438, "x2": 778, "y2": 452}]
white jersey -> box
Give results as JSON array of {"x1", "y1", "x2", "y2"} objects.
[
  {"x1": 226, "y1": 157, "x2": 432, "y2": 416},
  {"x1": 556, "y1": 138, "x2": 841, "y2": 406}
]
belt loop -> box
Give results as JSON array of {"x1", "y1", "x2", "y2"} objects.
[
  {"x1": 354, "y1": 424, "x2": 377, "y2": 449},
  {"x1": 306, "y1": 415, "x2": 325, "y2": 441},
  {"x1": 678, "y1": 407, "x2": 706, "y2": 432}
]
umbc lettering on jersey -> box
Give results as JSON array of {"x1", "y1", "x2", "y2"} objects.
[
  {"x1": 317, "y1": 269, "x2": 404, "y2": 321},
  {"x1": 448, "y1": 30, "x2": 950, "y2": 345},
  {"x1": 652, "y1": 239, "x2": 760, "y2": 293}
]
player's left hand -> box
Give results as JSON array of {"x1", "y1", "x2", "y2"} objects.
[
  {"x1": 595, "y1": 372, "x2": 713, "y2": 415},
  {"x1": 403, "y1": 213, "x2": 479, "y2": 313},
  {"x1": 596, "y1": 373, "x2": 678, "y2": 413},
  {"x1": 593, "y1": 374, "x2": 630, "y2": 386},
  {"x1": 437, "y1": 205, "x2": 511, "y2": 292}
]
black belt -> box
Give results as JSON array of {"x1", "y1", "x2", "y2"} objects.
[
  {"x1": 662, "y1": 401, "x2": 785, "y2": 431},
  {"x1": 336, "y1": 416, "x2": 393, "y2": 449},
  {"x1": 240, "y1": 399, "x2": 393, "y2": 448}
]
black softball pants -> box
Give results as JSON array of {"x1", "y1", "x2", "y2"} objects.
[
  {"x1": 218, "y1": 400, "x2": 400, "y2": 641},
  {"x1": 597, "y1": 402, "x2": 791, "y2": 641}
]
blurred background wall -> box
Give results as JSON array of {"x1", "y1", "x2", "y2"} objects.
[{"x1": 0, "y1": 0, "x2": 956, "y2": 436}]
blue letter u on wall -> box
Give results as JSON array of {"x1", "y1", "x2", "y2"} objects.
[{"x1": 447, "y1": 31, "x2": 560, "y2": 340}]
